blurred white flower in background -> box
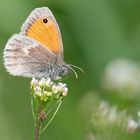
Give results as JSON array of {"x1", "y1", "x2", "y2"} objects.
[
  {"x1": 85, "y1": 133, "x2": 96, "y2": 140},
  {"x1": 102, "y1": 58, "x2": 140, "y2": 99},
  {"x1": 127, "y1": 119, "x2": 138, "y2": 133},
  {"x1": 78, "y1": 92, "x2": 137, "y2": 140},
  {"x1": 126, "y1": 111, "x2": 140, "y2": 134}
]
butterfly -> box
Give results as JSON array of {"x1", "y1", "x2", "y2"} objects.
[{"x1": 3, "y1": 7, "x2": 82, "y2": 80}]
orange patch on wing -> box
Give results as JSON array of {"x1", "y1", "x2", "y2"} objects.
[{"x1": 26, "y1": 18, "x2": 61, "y2": 53}]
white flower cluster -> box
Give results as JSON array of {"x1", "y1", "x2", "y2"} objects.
[
  {"x1": 78, "y1": 93, "x2": 140, "y2": 140},
  {"x1": 90, "y1": 100, "x2": 139, "y2": 140},
  {"x1": 127, "y1": 111, "x2": 140, "y2": 133},
  {"x1": 92, "y1": 100, "x2": 129, "y2": 125},
  {"x1": 94, "y1": 100, "x2": 140, "y2": 134},
  {"x1": 30, "y1": 77, "x2": 68, "y2": 101},
  {"x1": 102, "y1": 58, "x2": 140, "y2": 99}
]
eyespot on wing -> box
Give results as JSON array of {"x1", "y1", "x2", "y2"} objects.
[{"x1": 21, "y1": 7, "x2": 63, "y2": 56}]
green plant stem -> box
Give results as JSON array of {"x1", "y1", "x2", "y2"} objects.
[
  {"x1": 34, "y1": 122, "x2": 40, "y2": 140},
  {"x1": 31, "y1": 94, "x2": 35, "y2": 126},
  {"x1": 34, "y1": 106, "x2": 41, "y2": 140}
]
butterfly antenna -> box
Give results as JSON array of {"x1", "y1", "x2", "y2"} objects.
[
  {"x1": 67, "y1": 65, "x2": 78, "y2": 79},
  {"x1": 68, "y1": 64, "x2": 84, "y2": 73}
]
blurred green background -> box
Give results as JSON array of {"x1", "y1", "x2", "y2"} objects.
[{"x1": 1, "y1": 0, "x2": 140, "y2": 140}]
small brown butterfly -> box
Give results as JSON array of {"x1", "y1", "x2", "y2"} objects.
[{"x1": 3, "y1": 7, "x2": 82, "y2": 80}]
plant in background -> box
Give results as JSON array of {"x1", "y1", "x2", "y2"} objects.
[
  {"x1": 127, "y1": 111, "x2": 140, "y2": 134},
  {"x1": 102, "y1": 58, "x2": 140, "y2": 99},
  {"x1": 30, "y1": 77, "x2": 68, "y2": 140},
  {"x1": 78, "y1": 92, "x2": 140, "y2": 140},
  {"x1": 89, "y1": 101, "x2": 130, "y2": 140}
]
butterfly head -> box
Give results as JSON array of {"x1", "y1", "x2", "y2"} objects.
[
  {"x1": 58, "y1": 63, "x2": 84, "y2": 79},
  {"x1": 59, "y1": 64, "x2": 71, "y2": 77}
]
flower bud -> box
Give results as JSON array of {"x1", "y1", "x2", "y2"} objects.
[{"x1": 62, "y1": 87, "x2": 68, "y2": 96}]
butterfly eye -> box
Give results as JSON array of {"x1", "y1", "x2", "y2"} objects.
[{"x1": 43, "y1": 18, "x2": 48, "y2": 23}]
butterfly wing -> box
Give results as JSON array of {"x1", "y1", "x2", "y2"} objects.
[
  {"x1": 4, "y1": 34, "x2": 56, "y2": 78},
  {"x1": 21, "y1": 7, "x2": 63, "y2": 60}
]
